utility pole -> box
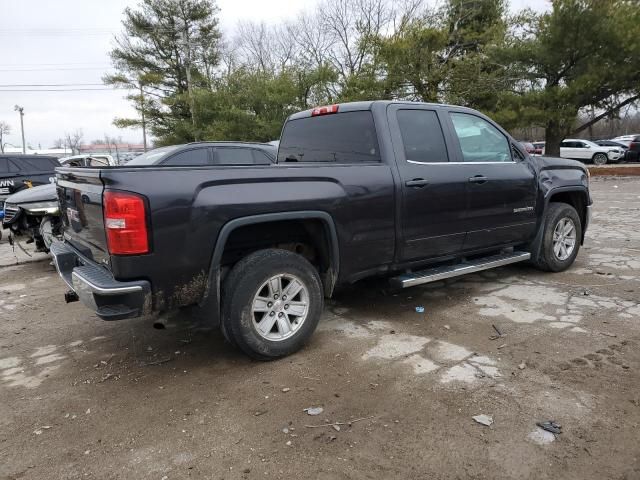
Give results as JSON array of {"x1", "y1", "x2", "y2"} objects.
[
  {"x1": 14, "y1": 105, "x2": 25, "y2": 154},
  {"x1": 181, "y1": 27, "x2": 198, "y2": 140},
  {"x1": 139, "y1": 83, "x2": 148, "y2": 152}
]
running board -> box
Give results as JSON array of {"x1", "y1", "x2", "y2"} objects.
[{"x1": 390, "y1": 251, "x2": 531, "y2": 289}]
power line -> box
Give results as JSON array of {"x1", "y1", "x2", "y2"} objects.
[
  {"x1": 0, "y1": 83, "x2": 105, "y2": 87},
  {"x1": 0, "y1": 62, "x2": 111, "y2": 66},
  {"x1": 0, "y1": 67, "x2": 113, "y2": 72},
  {"x1": 0, "y1": 88, "x2": 125, "y2": 92}
]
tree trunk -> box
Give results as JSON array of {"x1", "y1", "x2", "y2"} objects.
[{"x1": 544, "y1": 121, "x2": 563, "y2": 157}]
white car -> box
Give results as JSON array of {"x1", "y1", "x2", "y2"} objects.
[
  {"x1": 560, "y1": 139, "x2": 624, "y2": 165},
  {"x1": 59, "y1": 154, "x2": 117, "y2": 167},
  {"x1": 611, "y1": 134, "x2": 640, "y2": 147}
]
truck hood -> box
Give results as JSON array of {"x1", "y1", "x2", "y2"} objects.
[
  {"x1": 531, "y1": 155, "x2": 587, "y2": 172},
  {"x1": 6, "y1": 182, "x2": 57, "y2": 204}
]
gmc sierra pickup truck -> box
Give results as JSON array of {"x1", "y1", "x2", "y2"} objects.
[{"x1": 51, "y1": 101, "x2": 591, "y2": 360}]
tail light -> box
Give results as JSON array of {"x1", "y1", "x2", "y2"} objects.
[
  {"x1": 103, "y1": 191, "x2": 149, "y2": 255},
  {"x1": 311, "y1": 104, "x2": 339, "y2": 116}
]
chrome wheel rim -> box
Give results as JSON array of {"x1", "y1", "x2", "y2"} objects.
[
  {"x1": 552, "y1": 217, "x2": 576, "y2": 261},
  {"x1": 251, "y1": 274, "x2": 309, "y2": 341},
  {"x1": 594, "y1": 153, "x2": 607, "y2": 165}
]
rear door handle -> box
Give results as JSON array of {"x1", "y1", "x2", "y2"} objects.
[
  {"x1": 468, "y1": 175, "x2": 488, "y2": 184},
  {"x1": 405, "y1": 178, "x2": 429, "y2": 188}
]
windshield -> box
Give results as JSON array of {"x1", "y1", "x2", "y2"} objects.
[{"x1": 126, "y1": 145, "x2": 180, "y2": 166}]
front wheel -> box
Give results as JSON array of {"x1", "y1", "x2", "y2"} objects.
[
  {"x1": 531, "y1": 202, "x2": 582, "y2": 272},
  {"x1": 221, "y1": 249, "x2": 324, "y2": 360},
  {"x1": 592, "y1": 153, "x2": 608, "y2": 165}
]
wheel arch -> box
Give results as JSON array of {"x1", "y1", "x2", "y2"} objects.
[
  {"x1": 545, "y1": 186, "x2": 589, "y2": 241},
  {"x1": 202, "y1": 211, "x2": 340, "y2": 318},
  {"x1": 529, "y1": 186, "x2": 590, "y2": 263}
]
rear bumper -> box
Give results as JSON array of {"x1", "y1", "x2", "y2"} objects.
[{"x1": 50, "y1": 240, "x2": 151, "y2": 320}]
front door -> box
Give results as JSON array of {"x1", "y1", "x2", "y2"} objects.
[
  {"x1": 388, "y1": 105, "x2": 468, "y2": 262},
  {"x1": 446, "y1": 111, "x2": 538, "y2": 251}
]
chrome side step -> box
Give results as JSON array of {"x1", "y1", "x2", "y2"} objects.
[{"x1": 390, "y1": 251, "x2": 531, "y2": 289}]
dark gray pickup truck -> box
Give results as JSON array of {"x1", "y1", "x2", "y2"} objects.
[{"x1": 51, "y1": 101, "x2": 591, "y2": 359}]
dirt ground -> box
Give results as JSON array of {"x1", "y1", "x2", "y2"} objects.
[{"x1": 1, "y1": 177, "x2": 639, "y2": 480}]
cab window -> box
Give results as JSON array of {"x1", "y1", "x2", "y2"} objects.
[
  {"x1": 396, "y1": 110, "x2": 448, "y2": 163},
  {"x1": 450, "y1": 113, "x2": 511, "y2": 162}
]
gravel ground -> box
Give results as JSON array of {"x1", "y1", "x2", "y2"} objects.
[{"x1": 0, "y1": 176, "x2": 638, "y2": 480}]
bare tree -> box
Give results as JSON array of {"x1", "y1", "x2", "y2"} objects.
[
  {"x1": 64, "y1": 129, "x2": 84, "y2": 154},
  {"x1": 52, "y1": 138, "x2": 65, "y2": 149},
  {"x1": 0, "y1": 121, "x2": 10, "y2": 153}
]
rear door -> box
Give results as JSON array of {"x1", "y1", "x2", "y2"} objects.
[
  {"x1": 574, "y1": 141, "x2": 591, "y2": 160},
  {"x1": 446, "y1": 111, "x2": 537, "y2": 251},
  {"x1": 387, "y1": 105, "x2": 468, "y2": 261}
]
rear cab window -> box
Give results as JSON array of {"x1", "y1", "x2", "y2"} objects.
[{"x1": 278, "y1": 110, "x2": 381, "y2": 163}]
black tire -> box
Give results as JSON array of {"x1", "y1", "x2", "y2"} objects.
[
  {"x1": 531, "y1": 202, "x2": 582, "y2": 272},
  {"x1": 592, "y1": 152, "x2": 608, "y2": 165},
  {"x1": 221, "y1": 248, "x2": 324, "y2": 360}
]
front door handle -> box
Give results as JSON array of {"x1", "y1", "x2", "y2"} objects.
[
  {"x1": 405, "y1": 178, "x2": 429, "y2": 188},
  {"x1": 468, "y1": 175, "x2": 488, "y2": 184}
]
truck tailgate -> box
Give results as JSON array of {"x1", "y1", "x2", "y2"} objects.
[{"x1": 56, "y1": 167, "x2": 110, "y2": 265}]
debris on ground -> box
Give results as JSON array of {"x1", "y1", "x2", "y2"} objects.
[
  {"x1": 600, "y1": 332, "x2": 617, "y2": 338},
  {"x1": 282, "y1": 387, "x2": 290, "y2": 393},
  {"x1": 536, "y1": 420, "x2": 562, "y2": 435},
  {"x1": 304, "y1": 406, "x2": 324, "y2": 416},
  {"x1": 497, "y1": 343, "x2": 507, "y2": 349},
  {"x1": 472, "y1": 414, "x2": 493, "y2": 426},
  {"x1": 304, "y1": 416, "x2": 375, "y2": 429},
  {"x1": 415, "y1": 306, "x2": 425, "y2": 313},
  {"x1": 528, "y1": 427, "x2": 556, "y2": 445},
  {"x1": 489, "y1": 324, "x2": 505, "y2": 340},
  {"x1": 518, "y1": 362, "x2": 526, "y2": 370},
  {"x1": 443, "y1": 325, "x2": 451, "y2": 330}
]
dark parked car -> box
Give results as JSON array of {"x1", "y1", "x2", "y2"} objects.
[
  {"x1": 610, "y1": 135, "x2": 640, "y2": 162},
  {"x1": 631, "y1": 136, "x2": 640, "y2": 162},
  {"x1": 0, "y1": 155, "x2": 59, "y2": 219},
  {"x1": 51, "y1": 101, "x2": 591, "y2": 360},
  {"x1": 532, "y1": 142, "x2": 545, "y2": 155},
  {"x1": 520, "y1": 142, "x2": 536, "y2": 154},
  {"x1": 595, "y1": 140, "x2": 631, "y2": 162},
  {"x1": 126, "y1": 141, "x2": 276, "y2": 166}
]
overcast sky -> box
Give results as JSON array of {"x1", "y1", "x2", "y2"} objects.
[{"x1": 1, "y1": 0, "x2": 550, "y2": 149}]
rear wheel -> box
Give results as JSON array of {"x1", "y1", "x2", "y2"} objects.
[
  {"x1": 592, "y1": 153, "x2": 608, "y2": 165},
  {"x1": 221, "y1": 249, "x2": 323, "y2": 360},
  {"x1": 531, "y1": 202, "x2": 582, "y2": 272}
]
